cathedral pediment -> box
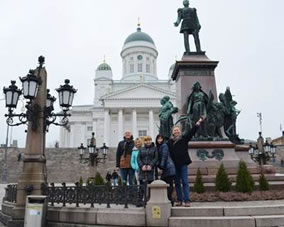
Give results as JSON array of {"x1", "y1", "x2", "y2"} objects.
[{"x1": 101, "y1": 83, "x2": 175, "y2": 100}]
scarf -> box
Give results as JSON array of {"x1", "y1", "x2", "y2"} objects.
[{"x1": 171, "y1": 135, "x2": 182, "y2": 144}]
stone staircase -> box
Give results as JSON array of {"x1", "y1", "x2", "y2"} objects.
[
  {"x1": 0, "y1": 147, "x2": 118, "y2": 183},
  {"x1": 169, "y1": 201, "x2": 284, "y2": 227}
]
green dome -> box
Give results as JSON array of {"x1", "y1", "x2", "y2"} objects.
[
  {"x1": 124, "y1": 27, "x2": 155, "y2": 45},
  {"x1": 97, "y1": 62, "x2": 112, "y2": 71}
]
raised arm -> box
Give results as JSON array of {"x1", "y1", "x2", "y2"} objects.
[{"x1": 183, "y1": 117, "x2": 204, "y2": 142}]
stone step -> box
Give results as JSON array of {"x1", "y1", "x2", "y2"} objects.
[
  {"x1": 169, "y1": 215, "x2": 284, "y2": 227},
  {"x1": 188, "y1": 174, "x2": 284, "y2": 183},
  {"x1": 188, "y1": 180, "x2": 284, "y2": 191},
  {"x1": 169, "y1": 216, "x2": 255, "y2": 227},
  {"x1": 171, "y1": 205, "x2": 284, "y2": 217},
  {"x1": 255, "y1": 215, "x2": 284, "y2": 227}
]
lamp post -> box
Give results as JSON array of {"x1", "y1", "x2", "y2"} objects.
[
  {"x1": 249, "y1": 132, "x2": 276, "y2": 165},
  {"x1": 78, "y1": 133, "x2": 108, "y2": 166},
  {"x1": 2, "y1": 56, "x2": 77, "y2": 223},
  {"x1": 1, "y1": 124, "x2": 9, "y2": 183},
  {"x1": 78, "y1": 143, "x2": 86, "y2": 161}
]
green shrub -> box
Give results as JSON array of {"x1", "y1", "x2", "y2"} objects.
[
  {"x1": 236, "y1": 160, "x2": 254, "y2": 193},
  {"x1": 193, "y1": 168, "x2": 205, "y2": 193},
  {"x1": 118, "y1": 176, "x2": 122, "y2": 186},
  {"x1": 94, "y1": 172, "x2": 105, "y2": 185},
  {"x1": 259, "y1": 171, "x2": 269, "y2": 191},
  {"x1": 79, "y1": 176, "x2": 83, "y2": 186},
  {"x1": 215, "y1": 163, "x2": 231, "y2": 192}
]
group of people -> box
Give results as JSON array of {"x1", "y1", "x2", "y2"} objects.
[{"x1": 115, "y1": 117, "x2": 204, "y2": 207}]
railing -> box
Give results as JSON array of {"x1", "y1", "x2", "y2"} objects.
[
  {"x1": 41, "y1": 182, "x2": 147, "y2": 208},
  {"x1": 3, "y1": 183, "x2": 147, "y2": 208},
  {"x1": 4, "y1": 184, "x2": 17, "y2": 203}
]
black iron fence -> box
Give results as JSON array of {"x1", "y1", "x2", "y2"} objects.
[
  {"x1": 41, "y1": 182, "x2": 147, "y2": 208},
  {"x1": 4, "y1": 183, "x2": 147, "y2": 208},
  {"x1": 4, "y1": 184, "x2": 17, "y2": 203}
]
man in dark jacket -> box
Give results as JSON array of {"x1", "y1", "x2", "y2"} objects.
[
  {"x1": 116, "y1": 131, "x2": 135, "y2": 185},
  {"x1": 168, "y1": 117, "x2": 204, "y2": 207}
]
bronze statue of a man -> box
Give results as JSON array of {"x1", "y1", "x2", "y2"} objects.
[{"x1": 174, "y1": 0, "x2": 202, "y2": 54}]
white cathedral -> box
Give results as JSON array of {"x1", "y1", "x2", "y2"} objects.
[{"x1": 59, "y1": 25, "x2": 176, "y2": 148}]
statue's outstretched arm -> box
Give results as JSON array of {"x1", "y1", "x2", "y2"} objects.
[{"x1": 174, "y1": 9, "x2": 182, "y2": 26}]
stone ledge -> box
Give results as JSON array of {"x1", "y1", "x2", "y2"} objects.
[
  {"x1": 97, "y1": 208, "x2": 145, "y2": 226},
  {"x1": 171, "y1": 207, "x2": 223, "y2": 217},
  {"x1": 0, "y1": 210, "x2": 11, "y2": 226},
  {"x1": 1, "y1": 201, "x2": 14, "y2": 216},
  {"x1": 254, "y1": 215, "x2": 284, "y2": 227},
  {"x1": 48, "y1": 207, "x2": 98, "y2": 225},
  {"x1": 169, "y1": 216, "x2": 255, "y2": 227},
  {"x1": 224, "y1": 205, "x2": 284, "y2": 216}
]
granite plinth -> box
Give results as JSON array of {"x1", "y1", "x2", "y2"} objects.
[{"x1": 171, "y1": 53, "x2": 219, "y2": 114}]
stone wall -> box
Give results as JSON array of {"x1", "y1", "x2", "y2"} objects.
[{"x1": 0, "y1": 147, "x2": 117, "y2": 183}]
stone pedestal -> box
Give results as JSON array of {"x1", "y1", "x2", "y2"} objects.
[
  {"x1": 171, "y1": 53, "x2": 261, "y2": 178},
  {"x1": 188, "y1": 141, "x2": 259, "y2": 176},
  {"x1": 172, "y1": 53, "x2": 219, "y2": 114},
  {"x1": 188, "y1": 141, "x2": 239, "y2": 175},
  {"x1": 146, "y1": 180, "x2": 171, "y2": 227}
]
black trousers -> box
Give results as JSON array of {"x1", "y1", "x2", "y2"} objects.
[{"x1": 161, "y1": 175, "x2": 175, "y2": 203}]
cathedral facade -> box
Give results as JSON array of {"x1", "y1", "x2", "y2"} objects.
[{"x1": 59, "y1": 25, "x2": 176, "y2": 147}]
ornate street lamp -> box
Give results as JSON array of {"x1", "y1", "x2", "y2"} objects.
[
  {"x1": 3, "y1": 81, "x2": 22, "y2": 109},
  {"x1": 100, "y1": 143, "x2": 109, "y2": 157},
  {"x1": 3, "y1": 63, "x2": 77, "y2": 131},
  {"x1": 46, "y1": 89, "x2": 56, "y2": 110},
  {"x1": 77, "y1": 143, "x2": 86, "y2": 161},
  {"x1": 78, "y1": 134, "x2": 108, "y2": 166},
  {"x1": 20, "y1": 69, "x2": 41, "y2": 100},
  {"x1": 56, "y1": 79, "x2": 76, "y2": 110},
  {"x1": 249, "y1": 132, "x2": 276, "y2": 165}
]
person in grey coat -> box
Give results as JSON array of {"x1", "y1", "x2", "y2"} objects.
[
  {"x1": 156, "y1": 134, "x2": 176, "y2": 205},
  {"x1": 137, "y1": 136, "x2": 158, "y2": 184}
]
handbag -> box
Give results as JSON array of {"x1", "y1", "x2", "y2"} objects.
[{"x1": 120, "y1": 154, "x2": 131, "y2": 168}]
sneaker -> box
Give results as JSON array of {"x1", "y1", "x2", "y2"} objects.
[
  {"x1": 175, "y1": 201, "x2": 182, "y2": 207},
  {"x1": 184, "y1": 202, "x2": 191, "y2": 207}
]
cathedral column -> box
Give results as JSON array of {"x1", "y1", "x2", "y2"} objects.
[
  {"x1": 70, "y1": 124, "x2": 75, "y2": 147},
  {"x1": 149, "y1": 109, "x2": 154, "y2": 139},
  {"x1": 59, "y1": 127, "x2": 64, "y2": 147},
  {"x1": 104, "y1": 109, "x2": 110, "y2": 146},
  {"x1": 118, "y1": 109, "x2": 124, "y2": 140},
  {"x1": 132, "y1": 109, "x2": 137, "y2": 138},
  {"x1": 81, "y1": 123, "x2": 86, "y2": 145}
]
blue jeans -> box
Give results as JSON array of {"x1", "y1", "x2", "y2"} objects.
[
  {"x1": 120, "y1": 168, "x2": 135, "y2": 185},
  {"x1": 175, "y1": 165, "x2": 189, "y2": 202}
]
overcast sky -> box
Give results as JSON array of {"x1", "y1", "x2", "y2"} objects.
[{"x1": 0, "y1": 0, "x2": 283, "y2": 147}]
